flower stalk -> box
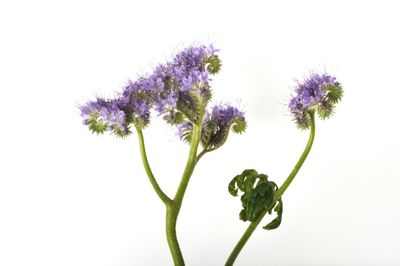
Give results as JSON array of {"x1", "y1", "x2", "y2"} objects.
[
  {"x1": 225, "y1": 111, "x2": 316, "y2": 266},
  {"x1": 136, "y1": 128, "x2": 171, "y2": 205}
]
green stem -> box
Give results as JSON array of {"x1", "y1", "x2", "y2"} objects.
[
  {"x1": 195, "y1": 149, "x2": 208, "y2": 166},
  {"x1": 173, "y1": 124, "x2": 202, "y2": 213},
  {"x1": 225, "y1": 111, "x2": 316, "y2": 266},
  {"x1": 165, "y1": 123, "x2": 203, "y2": 265},
  {"x1": 136, "y1": 128, "x2": 171, "y2": 205},
  {"x1": 166, "y1": 204, "x2": 184, "y2": 265}
]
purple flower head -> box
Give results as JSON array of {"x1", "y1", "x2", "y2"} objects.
[
  {"x1": 79, "y1": 98, "x2": 129, "y2": 137},
  {"x1": 118, "y1": 79, "x2": 154, "y2": 128},
  {"x1": 289, "y1": 72, "x2": 343, "y2": 129},
  {"x1": 180, "y1": 69, "x2": 210, "y2": 95},
  {"x1": 173, "y1": 45, "x2": 215, "y2": 72},
  {"x1": 203, "y1": 104, "x2": 246, "y2": 151},
  {"x1": 211, "y1": 105, "x2": 245, "y2": 127},
  {"x1": 178, "y1": 104, "x2": 247, "y2": 151},
  {"x1": 155, "y1": 93, "x2": 178, "y2": 113},
  {"x1": 170, "y1": 45, "x2": 218, "y2": 92},
  {"x1": 151, "y1": 45, "x2": 221, "y2": 125}
]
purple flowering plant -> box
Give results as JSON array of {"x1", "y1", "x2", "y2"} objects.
[
  {"x1": 80, "y1": 44, "x2": 343, "y2": 265},
  {"x1": 80, "y1": 45, "x2": 246, "y2": 265}
]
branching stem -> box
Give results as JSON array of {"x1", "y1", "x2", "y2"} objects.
[
  {"x1": 136, "y1": 119, "x2": 204, "y2": 265},
  {"x1": 136, "y1": 128, "x2": 172, "y2": 205}
]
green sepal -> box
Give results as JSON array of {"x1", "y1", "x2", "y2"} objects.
[
  {"x1": 325, "y1": 83, "x2": 343, "y2": 104},
  {"x1": 180, "y1": 122, "x2": 193, "y2": 143},
  {"x1": 317, "y1": 101, "x2": 334, "y2": 120},
  {"x1": 177, "y1": 91, "x2": 205, "y2": 124},
  {"x1": 206, "y1": 55, "x2": 222, "y2": 74},
  {"x1": 202, "y1": 117, "x2": 247, "y2": 151},
  {"x1": 132, "y1": 116, "x2": 150, "y2": 130},
  {"x1": 316, "y1": 82, "x2": 343, "y2": 120},
  {"x1": 113, "y1": 125, "x2": 131, "y2": 138},
  {"x1": 87, "y1": 115, "x2": 107, "y2": 134},
  {"x1": 163, "y1": 110, "x2": 185, "y2": 126},
  {"x1": 232, "y1": 118, "x2": 247, "y2": 134}
]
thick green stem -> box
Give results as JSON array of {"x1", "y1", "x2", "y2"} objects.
[
  {"x1": 225, "y1": 112, "x2": 316, "y2": 266},
  {"x1": 165, "y1": 124, "x2": 203, "y2": 265},
  {"x1": 166, "y1": 204, "x2": 184, "y2": 266},
  {"x1": 136, "y1": 128, "x2": 172, "y2": 205}
]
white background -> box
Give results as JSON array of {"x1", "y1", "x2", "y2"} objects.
[{"x1": 1, "y1": 0, "x2": 399, "y2": 265}]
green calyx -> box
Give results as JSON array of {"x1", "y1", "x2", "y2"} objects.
[
  {"x1": 206, "y1": 55, "x2": 222, "y2": 74},
  {"x1": 229, "y1": 169, "x2": 283, "y2": 230},
  {"x1": 86, "y1": 113, "x2": 131, "y2": 137},
  {"x1": 316, "y1": 82, "x2": 344, "y2": 120},
  {"x1": 177, "y1": 91, "x2": 206, "y2": 125},
  {"x1": 87, "y1": 114, "x2": 108, "y2": 134},
  {"x1": 231, "y1": 117, "x2": 247, "y2": 134},
  {"x1": 202, "y1": 116, "x2": 247, "y2": 151}
]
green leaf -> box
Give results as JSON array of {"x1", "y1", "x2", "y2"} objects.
[
  {"x1": 263, "y1": 198, "x2": 283, "y2": 230},
  {"x1": 228, "y1": 175, "x2": 240, "y2": 196},
  {"x1": 246, "y1": 182, "x2": 274, "y2": 221},
  {"x1": 228, "y1": 169, "x2": 282, "y2": 224}
]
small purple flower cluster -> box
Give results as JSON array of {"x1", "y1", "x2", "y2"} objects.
[
  {"x1": 80, "y1": 98, "x2": 129, "y2": 136},
  {"x1": 80, "y1": 44, "x2": 244, "y2": 141},
  {"x1": 179, "y1": 104, "x2": 246, "y2": 151},
  {"x1": 289, "y1": 73, "x2": 343, "y2": 129}
]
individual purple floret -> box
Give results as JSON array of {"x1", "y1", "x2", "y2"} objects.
[{"x1": 289, "y1": 72, "x2": 343, "y2": 129}]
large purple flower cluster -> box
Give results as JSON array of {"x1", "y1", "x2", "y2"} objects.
[
  {"x1": 289, "y1": 73, "x2": 343, "y2": 129},
  {"x1": 80, "y1": 44, "x2": 245, "y2": 144}
]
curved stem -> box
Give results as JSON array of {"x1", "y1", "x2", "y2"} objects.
[
  {"x1": 195, "y1": 149, "x2": 208, "y2": 166},
  {"x1": 274, "y1": 112, "x2": 316, "y2": 199},
  {"x1": 225, "y1": 111, "x2": 316, "y2": 266},
  {"x1": 136, "y1": 128, "x2": 172, "y2": 205}
]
